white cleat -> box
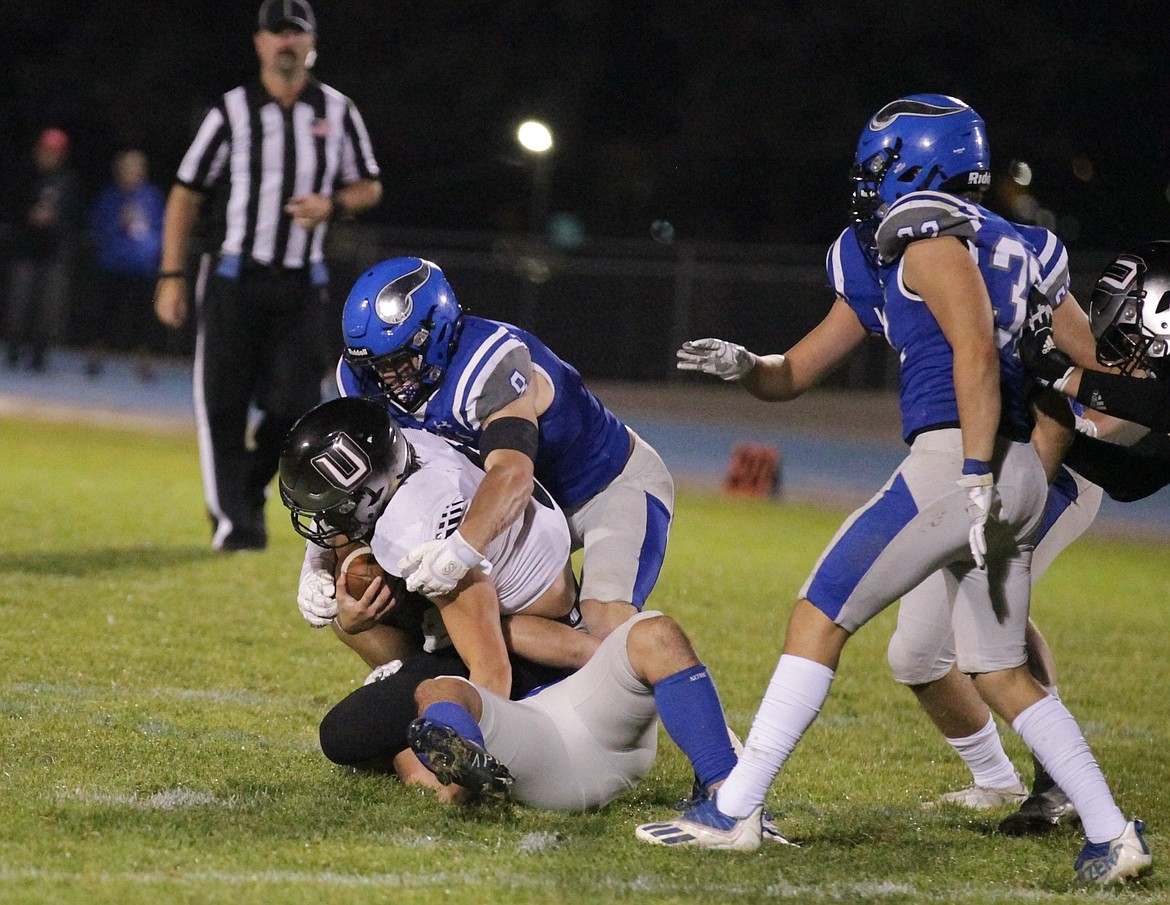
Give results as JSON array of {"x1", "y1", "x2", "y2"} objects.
[
  {"x1": 924, "y1": 779, "x2": 1027, "y2": 810},
  {"x1": 637, "y1": 795, "x2": 764, "y2": 851},
  {"x1": 1075, "y1": 819, "x2": 1152, "y2": 885}
]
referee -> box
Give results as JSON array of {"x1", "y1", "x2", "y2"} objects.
[{"x1": 155, "y1": 0, "x2": 382, "y2": 552}]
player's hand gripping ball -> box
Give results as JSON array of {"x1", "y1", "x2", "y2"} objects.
[{"x1": 334, "y1": 542, "x2": 384, "y2": 599}]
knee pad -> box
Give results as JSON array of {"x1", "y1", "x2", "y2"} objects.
[{"x1": 887, "y1": 628, "x2": 955, "y2": 686}]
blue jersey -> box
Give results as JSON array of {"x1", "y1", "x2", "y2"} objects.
[
  {"x1": 827, "y1": 192, "x2": 1070, "y2": 443},
  {"x1": 337, "y1": 315, "x2": 630, "y2": 509}
]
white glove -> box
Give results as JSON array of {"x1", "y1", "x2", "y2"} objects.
[
  {"x1": 399, "y1": 530, "x2": 487, "y2": 598},
  {"x1": 364, "y1": 659, "x2": 404, "y2": 686},
  {"x1": 676, "y1": 337, "x2": 758, "y2": 381},
  {"x1": 956, "y1": 471, "x2": 996, "y2": 570},
  {"x1": 297, "y1": 543, "x2": 337, "y2": 627}
]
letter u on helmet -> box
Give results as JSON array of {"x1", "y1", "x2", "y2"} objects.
[
  {"x1": 850, "y1": 94, "x2": 991, "y2": 239},
  {"x1": 341, "y1": 257, "x2": 464, "y2": 413}
]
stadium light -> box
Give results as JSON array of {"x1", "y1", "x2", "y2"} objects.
[
  {"x1": 516, "y1": 120, "x2": 554, "y2": 235},
  {"x1": 517, "y1": 120, "x2": 553, "y2": 154}
]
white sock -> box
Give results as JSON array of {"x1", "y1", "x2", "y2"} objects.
[
  {"x1": 717, "y1": 654, "x2": 834, "y2": 818},
  {"x1": 1012, "y1": 695, "x2": 1126, "y2": 844},
  {"x1": 1042, "y1": 684, "x2": 1060, "y2": 701},
  {"x1": 945, "y1": 714, "x2": 1021, "y2": 790}
]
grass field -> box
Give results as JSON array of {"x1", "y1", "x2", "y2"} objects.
[{"x1": 2, "y1": 415, "x2": 1168, "y2": 905}]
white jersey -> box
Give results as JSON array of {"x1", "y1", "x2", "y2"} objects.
[{"x1": 369, "y1": 429, "x2": 570, "y2": 614}]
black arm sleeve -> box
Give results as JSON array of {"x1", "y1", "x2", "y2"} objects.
[
  {"x1": 479, "y1": 416, "x2": 539, "y2": 462},
  {"x1": 1076, "y1": 371, "x2": 1170, "y2": 433},
  {"x1": 1064, "y1": 431, "x2": 1170, "y2": 502}
]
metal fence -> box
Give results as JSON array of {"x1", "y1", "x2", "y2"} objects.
[
  {"x1": 329, "y1": 223, "x2": 888, "y2": 387},
  {"x1": 30, "y1": 223, "x2": 1117, "y2": 389}
]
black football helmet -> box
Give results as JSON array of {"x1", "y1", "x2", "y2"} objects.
[
  {"x1": 278, "y1": 397, "x2": 415, "y2": 546},
  {"x1": 1089, "y1": 241, "x2": 1170, "y2": 380}
]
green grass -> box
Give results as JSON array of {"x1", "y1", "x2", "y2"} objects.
[{"x1": 1, "y1": 415, "x2": 1168, "y2": 904}]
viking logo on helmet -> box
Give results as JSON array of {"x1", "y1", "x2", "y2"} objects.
[
  {"x1": 868, "y1": 96, "x2": 968, "y2": 131},
  {"x1": 374, "y1": 261, "x2": 432, "y2": 326}
]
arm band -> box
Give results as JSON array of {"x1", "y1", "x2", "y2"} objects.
[
  {"x1": 157, "y1": 270, "x2": 185, "y2": 279},
  {"x1": 1076, "y1": 371, "x2": 1170, "y2": 433},
  {"x1": 480, "y1": 416, "x2": 539, "y2": 462}
]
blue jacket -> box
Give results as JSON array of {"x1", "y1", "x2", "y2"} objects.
[{"x1": 90, "y1": 182, "x2": 165, "y2": 277}]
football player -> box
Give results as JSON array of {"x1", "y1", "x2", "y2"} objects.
[
  {"x1": 1024, "y1": 240, "x2": 1170, "y2": 435},
  {"x1": 644, "y1": 95, "x2": 1150, "y2": 885},
  {"x1": 280, "y1": 396, "x2": 597, "y2": 780},
  {"x1": 686, "y1": 99, "x2": 1096, "y2": 837},
  {"x1": 280, "y1": 399, "x2": 755, "y2": 820},
  {"x1": 296, "y1": 257, "x2": 674, "y2": 645},
  {"x1": 279, "y1": 396, "x2": 598, "y2": 693},
  {"x1": 403, "y1": 610, "x2": 767, "y2": 817}
]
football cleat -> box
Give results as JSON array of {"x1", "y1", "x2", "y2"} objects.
[
  {"x1": 923, "y1": 778, "x2": 1027, "y2": 810},
  {"x1": 674, "y1": 777, "x2": 795, "y2": 846},
  {"x1": 997, "y1": 786, "x2": 1080, "y2": 836},
  {"x1": 1074, "y1": 819, "x2": 1152, "y2": 884},
  {"x1": 406, "y1": 717, "x2": 513, "y2": 799},
  {"x1": 636, "y1": 793, "x2": 764, "y2": 851}
]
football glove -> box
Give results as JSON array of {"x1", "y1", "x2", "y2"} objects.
[
  {"x1": 956, "y1": 467, "x2": 997, "y2": 570},
  {"x1": 399, "y1": 530, "x2": 487, "y2": 599},
  {"x1": 676, "y1": 337, "x2": 758, "y2": 381},
  {"x1": 297, "y1": 543, "x2": 337, "y2": 627},
  {"x1": 1018, "y1": 289, "x2": 1076, "y2": 392}
]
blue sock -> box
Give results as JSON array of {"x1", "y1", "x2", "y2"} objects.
[
  {"x1": 422, "y1": 701, "x2": 485, "y2": 748},
  {"x1": 654, "y1": 664, "x2": 736, "y2": 790}
]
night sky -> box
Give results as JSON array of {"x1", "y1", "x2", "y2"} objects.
[{"x1": 4, "y1": 0, "x2": 1169, "y2": 250}]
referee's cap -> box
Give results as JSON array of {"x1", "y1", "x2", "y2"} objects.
[{"x1": 258, "y1": 0, "x2": 316, "y2": 34}]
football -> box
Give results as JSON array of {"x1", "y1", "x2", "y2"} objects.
[{"x1": 335, "y1": 542, "x2": 384, "y2": 598}]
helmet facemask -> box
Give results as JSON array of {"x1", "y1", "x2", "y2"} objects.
[
  {"x1": 850, "y1": 140, "x2": 901, "y2": 261},
  {"x1": 281, "y1": 474, "x2": 393, "y2": 546},
  {"x1": 359, "y1": 328, "x2": 443, "y2": 414},
  {"x1": 1091, "y1": 255, "x2": 1169, "y2": 379}
]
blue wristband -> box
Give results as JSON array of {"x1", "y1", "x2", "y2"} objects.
[{"x1": 962, "y1": 458, "x2": 992, "y2": 476}]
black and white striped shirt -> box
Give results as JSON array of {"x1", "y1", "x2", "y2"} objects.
[{"x1": 176, "y1": 79, "x2": 379, "y2": 278}]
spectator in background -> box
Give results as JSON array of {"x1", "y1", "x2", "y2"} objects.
[
  {"x1": 4, "y1": 127, "x2": 80, "y2": 372},
  {"x1": 88, "y1": 149, "x2": 166, "y2": 380}
]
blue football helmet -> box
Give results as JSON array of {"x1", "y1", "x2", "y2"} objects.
[
  {"x1": 279, "y1": 397, "x2": 416, "y2": 546},
  {"x1": 341, "y1": 257, "x2": 463, "y2": 413},
  {"x1": 850, "y1": 94, "x2": 991, "y2": 245},
  {"x1": 1090, "y1": 241, "x2": 1170, "y2": 380}
]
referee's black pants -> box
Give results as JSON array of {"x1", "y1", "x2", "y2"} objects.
[{"x1": 196, "y1": 266, "x2": 328, "y2": 550}]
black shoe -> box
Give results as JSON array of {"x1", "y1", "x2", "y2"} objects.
[
  {"x1": 218, "y1": 526, "x2": 267, "y2": 552},
  {"x1": 997, "y1": 786, "x2": 1080, "y2": 836},
  {"x1": 407, "y1": 717, "x2": 513, "y2": 799}
]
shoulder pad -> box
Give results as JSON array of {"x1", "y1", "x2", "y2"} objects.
[
  {"x1": 875, "y1": 191, "x2": 982, "y2": 264},
  {"x1": 454, "y1": 332, "x2": 533, "y2": 431}
]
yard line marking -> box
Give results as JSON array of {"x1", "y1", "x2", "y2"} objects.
[
  {"x1": 55, "y1": 787, "x2": 235, "y2": 810},
  {"x1": 0, "y1": 868, "x2": 1084, "y2": 900}
]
